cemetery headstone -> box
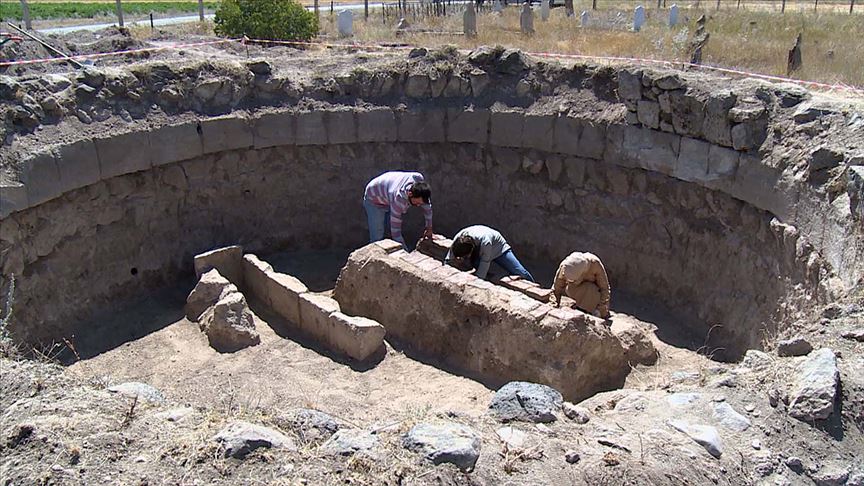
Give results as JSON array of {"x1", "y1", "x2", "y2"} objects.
[
  {"x1": 337, "y1": 10, "x2": 353, "y2": 37},
  {"x1": 633, "y1": 5, "x2": 646, "y2": 32},
  {"x1": 565, "y1": 0, "x2": 575, "y2": 17},
  {"x1": 580, "y1": 10, "x2": 590, "y2": 27},
  {"x1": 540, "y1": 0, "x2": 550, "y2": 21},
  {"x1": 520, "y1": 3, "x2": 535, "y2": 34},
  {"x1": 669, "y1": 4, "x2": 679, "y2": 26},
  {"x1": 464, "y1": 2, "x2": 478, "y2": 37}
]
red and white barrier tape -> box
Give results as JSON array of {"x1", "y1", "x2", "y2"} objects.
[{"x1": 1, "y1": 33, "x2": 861, "y2": 96}]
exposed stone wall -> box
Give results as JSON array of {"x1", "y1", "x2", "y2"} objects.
[
  {"x1": 333, "y1": 242, "x2": 630, "y2": 402},
  {"x1": 1, "y1": 48, "x2": 860, "y2": 359}
]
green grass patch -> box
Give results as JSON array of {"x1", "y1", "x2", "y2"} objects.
[{"x1": 0, "y1": 2, "x2": 220, "y2": 20}]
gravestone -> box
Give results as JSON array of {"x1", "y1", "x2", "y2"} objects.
[
  {"x1": 580, "y1": 10, "x2": 589, "y2": 27},
  {"x1": 540, "y1": 0, "x2": 550, "y2": 21},
  {"x1": 337, "y1": 10, "x2": 353, "y2": 37},
  {"x1": 464, "y1": 2, "x2": 477, "y2": 37},
  {"x1": 492, "y1": 0, "x2": 504, "y2": 13},
  {"x1": 633, "y1": 5, "x2": 646, "y2": 31},
  {"x1": 787, "y1": 33, "x2": 802, "y2": 75},
  {"x1": 520, "y1": 3, "x2": 534, "y2": 34},
  {"x1": 669, "y1": 4, "x2": 679, "y2": 26},
  {"x1": 565, "y1": 0, "x2": 574, "y2": 16}
]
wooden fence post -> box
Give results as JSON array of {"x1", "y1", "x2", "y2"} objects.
[
  {"x1": 19, "y1": 0, "x2": 31, "y2": 30},
  {"x1": 198, "y1": 0, "x2": 205, "y2": 21},
  {"x1": 314, "y1": 0, "x2": 320, "y2": 18},
  {"x1": 592, "y1": 0, "x2": 597, "y2": 10},
  {"x1": 851, "y1": 0, "x2": 856, "y2": 13},
  {"x1": 781, "y1": 0, "x2": 786, "y2": 13},
  {"x1": 365, "y1": 0, "x2": 369, "y2": 19},
  {"x1": 116, "y1": 0, "x2": 124, "y2": 27},
  {"x1": 814, "y1": 0, "x2": 818, "y2": 11}
]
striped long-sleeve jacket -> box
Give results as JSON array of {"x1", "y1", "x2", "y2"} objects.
[{"x1": 363, "y1": 171, "x2": 433, "y2": 245}]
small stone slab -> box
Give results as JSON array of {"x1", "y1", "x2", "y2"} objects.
[
  {"x1": 290, "y1": 409, "x2": 342, "y2": 438},
  {"x1": 194, "y1": 245, "x2": 244, "y2": 286},
  {"x1": 403, "y1": 423, "x2": 481, "y2": 471},
  {"x1": 496, "y1": 426, "x2": 527, "y2": 449},
  {"x1": 107, "y1": 382, "x2": 165, "y2": 403},
  {"x1": 668, "y1": 420, "x2": 723, "y2": 458},
  {"x1": 213, "y1": 421, "x2": 296, "y2": 458},
  {"x1": 154, "y1": 407, "x2": 194, "y2": 422},
  {"x1": 320, "y1": 429, "x2": 377, "y2": 456},
  {"x1": 841, "y1": 329, "x2": 864, "y2": 342},
  {"x1": 666, "y1": 392, "x2": 701, "y2": 407},
  {"x1": 562, "y1": 402, "x2": 590, "y2": 423},
  {"x1": 788, "y1": 348, "x2": 839, "y2": 422},
  {"x1": 712, "y1": 402, "x2": 751, "y2": 432},
  {"x1": 489, "y1": 381, "x2": 563, "y2": 423},
  {"x1": 185, "y1": 269, "x2": 235, "y2": 322},
  {"x1": 777, "y1": 336, "x2": 813, "y2": 357}
]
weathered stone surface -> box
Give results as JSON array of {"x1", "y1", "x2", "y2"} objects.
[
  {"x1": 711, "y1": 402, "x2": 751, "y2": 432},
  {"x1": 490, "y1": 109, "x2": 524, "y2": 148},
  {"x1": 788, "y1": 348, "x2": 839, "y2": 421},
  {"x1": 810, "y1": 465, "x2": 851, "y2": 486},
  {"x1": 668, "y1": 420, "x2": 723, "y2": 458},
  {"x1": 637, "y1": 100, "x2": 660, "y2": 129},
  {"x1": 186, "y1": 269, "x2": 236, "y2": 322},
  {"x1": 298, "y1": 292, "x2": 341, "y2": 336},
  {"x1": 194, "y1": 246, "x2": 244, "y2": 286},
  {"x1": 149, "y1": 122, "x2": 203, "y2": 167},
  {"x1": 200, "y1": 116, "x2": 253, "y2": 155},
  {"x1": 335, "y1": 244, "x2": 629, "y2": 402},
  {"x1": 674, "y1": 137, "x2": 710, "y2": 183},
  {"x1": 357, "y1": 107, "x2": 397, "y2": 142},
  {"x1": 489, "y1": 382, "x2": 563, "y2": 423},
  {"x1": 704, "y1": 145, "x2": 739, "y2": 189},
  {"x1": 296, "y1": 111, "x2": 327, "y2": 145},
  {"x1": 241, "y1": 254, "x2": 274, "y2": 306},
  {"x1": 266, "y1": 271, "x2": 308, "y2": 325},
  {"x1": 405, "y1": 73, "x2": 431, "y2": 98},
  {"x1": 496, "y1": 49, "x2": 530, "y2": 74},
  {"x1": 523, "y1": 112, "x2": 556, "y2": 152},
  {"x1": 402, "y1": 423, "x2": 481, "y2": 471},
  {"x1": 289, "y1": 409, "x2": 342, "y2": 439},
  {"x1": 326, "y1": 109, "x2": 357, "y2": 144},
  {"x1": 848, "y1": 166, "x2": 864, "y2": 220},
  {"x1": 398, "y1": 109, "x2": 445, "y2": 143},
  {"x1": 202, "y1": 291, "x2": 260, "y2": 352},
  {"x1": 740, "y1": 350, "x2": 773, "y2": 370},
  {"x1": 617, "y1": 69, "x2": 643, "y2": 105},
  {"x1": 95, "y1": 130, "x2": 153, "y2": 179},
  {"x1": 607, "y1": 125, "x2": 680, "y2": 174},
  {"x1": 469, "y1": 69, "x2": 490, "y2": 96},
  {"x1": 107, "y1": 382, "x2": 165, "y2": 403},
  {"x1": 326, "y1": 312, "x2": 386, "y2": 361},
  {"x1": 776, "y1": 336, "x2": 813, "y2": 357},
  {"x1": 252, "y1": 111, "x2": 295, "y2": 149},
  {"x1": 213, "y1": 421, "x2": 296, "y2": 458},
  {"x1": 320, "y1": 429, "x2": 377, "y2": 456},
  {"x1": 611, "y1": 321, "x2": 658, "y2": 366},
  {"x1": 669, "y1": 91, "x2": 704, "y2": 137},
  {"x1": 562, "y1": 402, "x2": 590, "y2": 424},
  {"x1": 666, "y1": 392, "x2": 701, "y2": 407},
  {"x1": 0, "y1": 182, "x2": 27, "y2": 218},
  {"x1": 841, "y1": 329, "x2": 864, "y2": 342},
  {"x1": 19, "y1": 150, "x2": 62, "y2": 206},
  {"x1": 731, "y1": 120, "x2": 767, "y2": 151},
  {"x1": 577, "y1": 122, "x2": 606, "y2": 159},
  {"x1": 809, "y1": 146, "x2": 844, "y2": 173},
  {"x1": 154, "y1": 407, "x2": 194, "y2": 422},
  {"x1": 496, "y1": 426, "x2": 526, "y2": 448},
  {"x1": 56, "y1": 139, "x2": 100, "y2": 193},
  {"x1": 702, "y1": 91, "x2": 735, "y2": 146}
]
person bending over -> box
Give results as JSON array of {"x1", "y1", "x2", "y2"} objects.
[
  {"x1": 444, "y1": 225, "x2": 534, "y2": 282},
  {"x1": 363, "y1": 171, "x2": 433, "y2": 250},
  {"x1": 552, "y1": 251, "x2": 611, "y2": 318}
]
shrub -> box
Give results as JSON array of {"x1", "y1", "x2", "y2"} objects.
[{"x1": 214, "y1": 0, "x2": 319, "y2": 42}]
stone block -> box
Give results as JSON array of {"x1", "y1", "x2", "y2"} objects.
[
  {"x1": 96, "y1": 130, "x2": 152, "y2": 179},
  {"x1": 731, "y1": 120, "x2": 767, "y2": 152},
  {"x1": 252, "y1": 111, "x2": 295, "y2": 149},
  {"x1": 55, "y1": 139, "x2": 100, "y2": 193},
  {"x1": 499, "y1": 276, "x2": 536, "y2": 291},
  {"x1": 637, "y1": 100, "x2": 660, "y2": 129},
  {"x1": 195, "y1": 246, "x2": 244, "y2": 286},
  {"x1": 0, "y1": 182, "x2": 27, "y2": 218},
  {"x1": 577, "y1": 123, "x2": 606, "y2": 160},
  {"x1": 296, "y1": 111, "x2": 328, "y2": 145},
  {"x1": 327, "y1": 312, "x2": 386, "y2": 361},
  {"x1": 446, "y1": 108, "x2": 489, "y2": 144},
  {"x1": 373, "y1": 239, "x2": 404, "y2": 254},
  {"x1": 266, "y1": 271, "x2": 308, "y2": 325},
  {"x1": 201, "y1": 116, "x2": 253, "y2": 155},
  {"x1": 669, "y1": 91, "x2": 705, "y2": 138},
  {"x1": 405, "y1": 73, "x2": 431, "y2": 98},
  {"x1": 357, "y1": 107, "x2": 397, "y2": 142},
  {"x1": 609, "y1": 125, "x2": 680, "y2": 175},
  {"x1": 523, "y1": 112, "x2": 556, "y2": 152},
  {"x1": 727, "y1": 155, "x2": 785, "y2": 217},
  {"x1": 20, "y1": 150, "x2": 62, "y2": 206},
  {"x1": 553, "y1": 115, "x2": 581, "y2": 155},
  {"x1": 673, "y1": 137, "x2": 710, "y2": 183},
  {"x1": 150, "y1": 122, "x2": 203, "y2": 167},
  {"x1": 524, "y1": 286, "x2": 553, "y2": 303},
  {"x1": 617, "y1": 68, "x2": 643, "y2": 104},
  {"x1": 326, "y1": 109, "x2": 357, "y2": 144},
  {"x1": 416, "y1": 235, "x2": 452, "y2": 260},
  {"x1": 702, "y1": 92, "x2": 735, "y2": 147},
  {"x1": 704, "y1": 145, "x2": 739, "y2": 190},
  {"x1": 398, "y1": 109, "x2": 446, "y2": 143},
  {"x1": 489, "y1": 109, "x2": 524, "y2": 148},
  {"x1": 242, "y1": 254, "x2": 274, "y2": 304},
  {"x1": 298, "y1": 292, "x2": 341, "y2": 336}
]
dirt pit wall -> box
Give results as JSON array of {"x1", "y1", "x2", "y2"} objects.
[{"x1": 1, "y1": 47, "x2": 861, "y2": 361}]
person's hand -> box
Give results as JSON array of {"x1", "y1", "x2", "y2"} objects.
[{"x1": 423, "y1": 227, "x2": 434, "y2": 240}]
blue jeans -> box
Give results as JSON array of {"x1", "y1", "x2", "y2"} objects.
[
  {"x1": 494, "y1": 250, "x2": 534, "y2": 282},
  {"x1": 364, "y1": 198, "x2": 389, "y2": 242}
]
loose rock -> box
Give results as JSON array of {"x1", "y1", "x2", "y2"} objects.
[
  {"x1": 213, "y1": 421, "x2": 296, "y2": 459},
  {"x1": 402, "y1": 423, "x2": 481, "y2": 471},
  {"x1": 788, "y1": 348, "x2": 839, "y2": 422},
  {"x1": 777, "y1": 336, "x2": 813, "y2": 357},
  {"x1": 201, "y1": 290, "x2": 260, "y2": 352},
  {"x1": 712, "y1": 402, "x2": 751, "y2": 432},
  {"x1": 668, "y1": 420, "x2": 723, "y2": 458},
  {"x1": 289, "y1": 409, "x2": 342, "y2": 440},
  {"x1": 185, "y1": 269, "x2": 236, "y2": 322},
  {"x1": 320, "y1": 429, "x2": 377, "y2": 456},
  {"x1": 107, "y1": 382, "x2": 165, "y2": 403},
  {"x1": 565, "y1": 450, "x2": 581, "y2": 464},
  {"x1": 562, "y1": 402, "x2": 590, "y2": 424},
  {"x1": 489, "y1": 382, "x2": 563, "y2": 423}
]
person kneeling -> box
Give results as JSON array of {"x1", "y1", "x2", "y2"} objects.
[
  {"x1": 444, "y1": 225, "x2": 534, "y2": 282},
  {"x1": 552, "y1": 252, "x2": 611, "y2": 319}
]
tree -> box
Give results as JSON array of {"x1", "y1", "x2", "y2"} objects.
[{"x1": 214, "y1": 0, "x2": 319, "y2": 42}]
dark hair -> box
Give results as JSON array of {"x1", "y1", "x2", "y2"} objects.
[
  {"x1": 451, "y1": 234, "x2": 475, "y2": 258},
  {"x1": 409, "y1": 181, "x2": 431, "y2": 204}
]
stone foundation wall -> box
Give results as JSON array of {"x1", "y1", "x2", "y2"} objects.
[{"x1": 333, "y1": 242, "x2": 629, "y2": 402}]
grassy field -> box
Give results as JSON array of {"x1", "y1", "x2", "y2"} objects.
[
  {"x1": 0, "y1": 2, "x2": 219, "y2": 20},
  {"x1": 313, "y1": 2, "x2": 862, "y2": 87}
]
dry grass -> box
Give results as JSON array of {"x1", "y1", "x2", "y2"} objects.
[{"x1": 317, "y1": 2, "x2": 863, "y2": 87}]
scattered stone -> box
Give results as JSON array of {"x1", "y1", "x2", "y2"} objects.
[
  {"x1": 246, "y1": 60, "x2": 271, "y2": 76},
  {"x1": 77, "y1": 67, "x2": 105, "y2": 89},
  {"x1": 213, "y1": 421, "x2": 296, "y2": 459},
  {"x1": 670, "y1": 371, "x2": 701, "y2": 383},
  {"x1": 565, "y1": 450, "x2": 581, "y2": 464},
  {"x1": 841, "y1": 329, "x2": 864, "y2": 342},
  {"x1": 496, "y1": 49, "x2": 529, "y2": 74},
  {"x1": 396, "y1": 17, "x2": 410, "y2": 31},
  {"x1": 496, "y1": 426, "x2": 526, "y2": 449},
  {"x1": 712, "y1": 403, "x2": 751, "y2": 432},
  {"x1": 740, "y1": 350, "x2": 773, "y2": 370},
  {"x1": 489, "y1": 382, "x2": 563, "y2": 423},
  {"x1": 668, "y1": 420, "x2": 723, "y2": 458},
  {"x1": 786, "y1": 33, "x2": 802, "y2": 75},
  {"x1": 810, "y1": 465, "x2": 850, "y2": 486},
  {"x1": 154, "y1": 407, "x2": 194, "y2": 422},
  {"x1": 755, "y1": 461, "x2": 776, "y2": 477},
  {"x1": 107, "y1": 382, "x2": 165, "y2": 403},
  {"x1": 751, "y1": 439, "x2": 761, "y2": 450},
  {"x1": 403, "y1": 423, "x2": 481, "y2": 471},
  {"x1": 321, "y1": 429, "x2": 377, "y2": 456},
  {"x1": 788, "y1": 348, "x2": 839, "y2": 422},
  {"x1": 744, "y1": 403, "x2": 756, "y2": 413},
  {"x1": 846, "y1": 473, "x2": 864, "y2": 486},
  {"x1": 6, "y1": 423, "x2": 34, "y2": 448},
  {"x1": 185, "y1": 269, "x2": 236, "y2": 322},
  {"x1": 785, "y1": 456, "x2": 804, "y2": 473},
  {"x1": 201, "y1": 291, "x2": 260, "y2": 352},
  {"x1": 562, "y1": 402, "x2": 590, "y2": 424},
  {"x1": 777, "y1": 336, "x2": 813, "y2": 357},
  {"x1": 809, "y1": 146, "x2": 844, "y2": 173},
  {"x1": 290, "y1": 409, "x2": 342, "y2": 439}
]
